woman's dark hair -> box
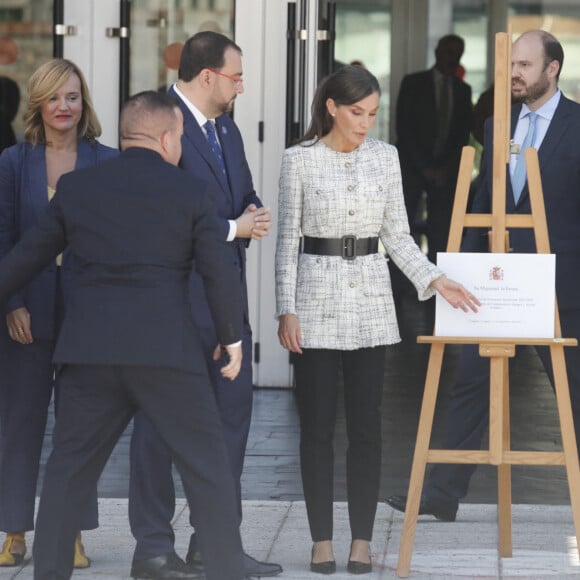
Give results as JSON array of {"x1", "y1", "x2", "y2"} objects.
[
  {"x1": 297, "y1": 65, "x2": 380, "y2": 145},
  {"x1": 178, "y1": 31, "x2": 241, "y2": 82}
]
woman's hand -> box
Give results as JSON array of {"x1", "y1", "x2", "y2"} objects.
[
  {"x1": 430, "y1": 275, "x2": 480, "y2": 313},
  {"x1": 278, "y1": 313, "x2": 303, "y2": 354},
  {"x1": 6, "y1": 307, "x2": 33, "y2": 344}
]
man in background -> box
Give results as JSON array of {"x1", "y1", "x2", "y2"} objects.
[{"x1": 396, "y1": 34, "x2": 472, "y2": 263}]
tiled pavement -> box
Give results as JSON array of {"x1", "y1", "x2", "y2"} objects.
[{"x1": 11, "y1": 296, "x2": 580, "y2": 578}]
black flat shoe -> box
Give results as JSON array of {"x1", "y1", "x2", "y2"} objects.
[
  {"x1": 310, "y1": 560, "x2": 336, "y2": 574},
  {"x1": 310, "y1": 545, "x2": 336, "y2": 575},
  {"x1": 347, "y1": 559, "x2": 372, "y2": 574},
  {"x1": 387, "y1": 494, "x2": 458, "y2": 522}
]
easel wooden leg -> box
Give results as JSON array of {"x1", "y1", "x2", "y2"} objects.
[
  {"x1": 397, "y1": 343, "x2": 445, "y2": 578},
  {"x1": 550, "y1": 344, "x2": 580, "y2": 558},
  {"x1": 498, "y1": 359, "x2": 513, "y2": 557},
  {"x1": 481, "y1": 345, "x2": 515, "y2": 558}
]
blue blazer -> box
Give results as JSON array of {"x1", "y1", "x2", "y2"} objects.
[
  {"x1": 0, "y1": 148, "x2": 243, "y2": 371},
  {"x1": 465, "y1": 93, "x2": 580, "y2": 310},
  {"x1": 168, "y1": 87, "x2": 261, "y2": 345},
  {"x1": 0, "y1": 140, "x2": 118, "y2": 339}
]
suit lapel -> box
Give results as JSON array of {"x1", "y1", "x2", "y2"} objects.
[
  {"x1": 74, "y1": 139, "x2": 97, "y2": 170},
  {"x1": 537, "y1": 95, "x2": 571, "y2": 169},
  {"x1": 26, "y1": 145, "x2": 49, "y2": 223},
  {"x1": 513, "y1": 95, "x2": 571, "y2": 206},
  {"x1": 171, "y1": 89, "x2": 232, "y2": 196}
]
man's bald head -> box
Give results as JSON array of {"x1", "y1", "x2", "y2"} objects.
[{"x1": 120, "y1": 91, "x2": 183, "y2": 164}]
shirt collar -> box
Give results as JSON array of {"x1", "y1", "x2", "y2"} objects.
[
  {"x1": 519, "y1": 89, "x2": 561, "y2": 122},
  {"x1": 172, "y1": 83, "x2": 215, "y2": 129}
]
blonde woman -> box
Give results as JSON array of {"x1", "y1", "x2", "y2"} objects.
[{"x1": 0, "y1": 59, "x2": 117, "y2": 567}]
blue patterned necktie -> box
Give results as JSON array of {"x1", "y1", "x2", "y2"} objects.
[
  {"x1": 204, "y1": 120, "x2": 227, "y2": 177},
  {"x1": 511, "y1": 112, "x2": 538, "y2": 203}
]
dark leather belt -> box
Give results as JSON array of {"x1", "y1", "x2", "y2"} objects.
[{"x1": 301, "y1": 236, "x2": 379, "y2": 260}]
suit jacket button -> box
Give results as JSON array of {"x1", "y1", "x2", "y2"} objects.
[{"x1": 348, "y1": 210, "x2": 355, "y2": 216}]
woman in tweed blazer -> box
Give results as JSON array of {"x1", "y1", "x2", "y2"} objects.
[{"x1": 275, "y1": 66, "x2": 478, "y2": 574}]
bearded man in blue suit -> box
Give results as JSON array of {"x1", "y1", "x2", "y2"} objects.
[
  {"x1": 129, "y1": 32, "x2": 281, "y2": 579},
  {"x1": 388, "y1": 30, "x2": 580, "y2": 523}
]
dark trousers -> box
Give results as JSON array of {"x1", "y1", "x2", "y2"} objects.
[
  {"x1": 0, "y1": 336, "x2": 98, "y2": 532},
  {"x1": 129, "y1": 324, "x2": 253, "y2": 559},
  {"x1": 401, "y1": 168, "x2": 456, "y2": 263},
  {"x1": 426, "y1": 309, "x2": 580, "y2": 503},
  {"x1": 293, "y1": 346, "x2": 386, "y2": 542},
  {"x1": 32, "y1": 364, "x2": 244, "y2": 580}
]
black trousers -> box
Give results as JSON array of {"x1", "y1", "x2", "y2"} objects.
[
  {"x1": 293, "y1": 346, "x2": 386, "y2": 542},
  {"x1": 426, "y1": 308, "x2": 580, "y2": 504},
  {"x1": 128, "y1": 324, "x2": 254, "y2": 559},
  {"x1": 32, "y1": 364, "x2": 244, "y2": 580},
  {"x1": 401, "y1": 166, "x2": 456, "y2": 263}
]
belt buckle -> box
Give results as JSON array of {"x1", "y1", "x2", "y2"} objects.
[{"x1": 341, "y1": 235, "x2": 357, "y2": 260}]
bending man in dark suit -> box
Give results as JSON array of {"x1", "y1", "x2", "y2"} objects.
[
  {"x1": 396, "y1": 34, "x2": 472, "y2": 263},
  {"x1": 0, "y1": 90, "x2": 247, "y2": 580},
  {"x1": 388, "y1": 30, "x2": 580, "y2": 522},
  {"x1": 128, "y1": 31, "x2": 281, "y2": 579}
]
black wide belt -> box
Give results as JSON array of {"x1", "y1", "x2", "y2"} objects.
[{"x1": 301, "y1": 236, "x2": 379, "y2": 260}]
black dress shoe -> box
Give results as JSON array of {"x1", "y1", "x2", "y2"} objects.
[
  {"x1": 186, "y1": 534, "x2": 282, "y2": 578},
  {"x1": 347, "y1": 559, "x2": 372, "y2": 574},
  {"x1": 243, "y1": 552, "x2": 283, "y2": 577},
  {"x1": 387, "y1": 494, "x2": 457, "y2": 522},
  {"x1": 131, "y1": 551, "x2": 204, "y2": 579}
]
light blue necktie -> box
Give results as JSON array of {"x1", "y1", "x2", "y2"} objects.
[
  {"x1": 511, "y1": 112, "x2": 538, "y2": 203},
  {"x1": 204, "y1": 120, "x2": 227, "y2": 177}
]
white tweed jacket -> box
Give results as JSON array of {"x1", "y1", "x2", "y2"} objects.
[{"x1": 275, "y1": 138, "x2": 442, "y2": 350}]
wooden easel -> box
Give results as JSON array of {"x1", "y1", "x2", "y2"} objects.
[{"x1": 396, "y1": 32, "x2": 580, "y2": 578}]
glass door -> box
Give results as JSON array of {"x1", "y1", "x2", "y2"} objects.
[
  {"x1": 0, "y1": 1, "x2": 53, "y2": 147},
  {"x1": 129, "y1": 0, "x2": 235, "y2": 95}
]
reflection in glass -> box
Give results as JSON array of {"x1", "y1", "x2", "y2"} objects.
[
  {"x1": 334, "y1": 0, "x2": 391, "y2": 141},
  {"x1": 509, "y1": 1, "x2": 580, "y2": 103},
  {"x1": 130, "y1": 0, "x2": 235, "y2": 95},
  {"x1": 0, "y1": 2, "x2": 52, "y2": 141}
]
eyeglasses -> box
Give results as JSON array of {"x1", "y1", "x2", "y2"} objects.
[{"x1": 207, "y1": 68, "x2": 244, "y2": 88}]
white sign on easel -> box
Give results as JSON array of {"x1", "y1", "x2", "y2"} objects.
[{"x1": 435, "y1": 252, "x2": 556, "y2": 338}]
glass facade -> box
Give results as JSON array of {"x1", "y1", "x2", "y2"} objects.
[
  {"x1": 509, "y1": 1, "x2": 580, "y2": 101},
  {"x1": 1, "y1": 1, "x2": 580, "y2": 145},
  {"x1": 130, "y1": 0, "x2": 235, "y2": 94},
  {"x1": 334, "y1": 0, "x2": 391, "y2": 140},
  {"x1": 0, "y1": 0, "x2": 52, "y2": 144}
]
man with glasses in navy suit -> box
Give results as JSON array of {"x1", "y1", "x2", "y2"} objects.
[{"x1": 129, "y1": 32, "x2": 281, "y2": 579}]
